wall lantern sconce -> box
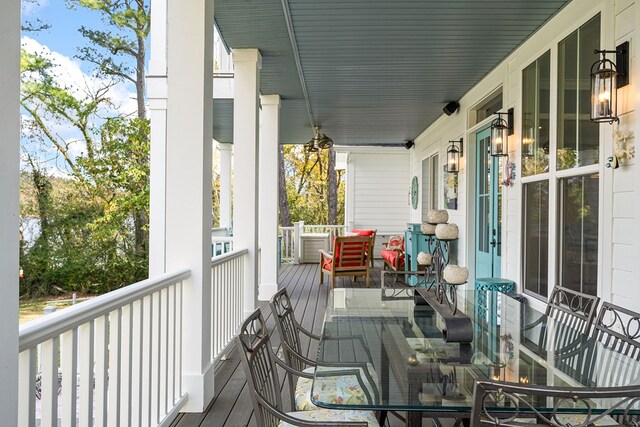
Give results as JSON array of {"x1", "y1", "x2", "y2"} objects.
[
  {"x1": 446, "y1": 138, "x2": 463, "y2": 173},
  {"x1": 521, "y1": 115, "x2": 535, "y2": 157},
  {"x1": 590, "y1": 42, "x2": 629, "y2": 124},
  {"x1": 490, "y1": 108, "x2": 514, "y2": 157}
]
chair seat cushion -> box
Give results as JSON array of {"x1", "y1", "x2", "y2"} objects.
[
  {"x1": 381, "y1": 249, "x2": 404, "y2": 269},
  {"x1": 295, "y1": 365, "x2": 378, "y2": 411},
  {"x1": 280, "y1": 409, "x2": 380, "y2": 426}
]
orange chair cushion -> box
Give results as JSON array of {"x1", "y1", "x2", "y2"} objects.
[
  {"x1": 351, "y1": 229, "x2": 375, "y2": 253},
  {"x1": 381, "y1": 249, "x2": 404, "y2": 270}
]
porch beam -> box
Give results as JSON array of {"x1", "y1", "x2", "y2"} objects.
[
  {"x1": 0, "y1": 0, "x2": 20, "y2": 423},
  {"x1": 232, "y1": 48, "x2": 262, "y2": 315},
  {"x1": 258, "y1": 95, "x2": 281, "y2": 300},
  {"x1": 149, "y1": 0, "x2": 215, "y2": 412}
]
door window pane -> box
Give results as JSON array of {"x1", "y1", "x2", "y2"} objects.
[
  {"x1": 523, "y1": 181, "x2": 549, "y2": 297},
  {"x1": 558, "y1": 175, "x2": 599, "y2": 296},
  {"x1": 522, "y1": 51, "x2": 550, "y2": 176},
  {"x1": 557, "y1": 15, "x2": 600, "y2": 170}
]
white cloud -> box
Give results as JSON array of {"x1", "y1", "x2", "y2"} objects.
[{"x1": 21, "y1": 36, "x2": 138, "y2": 116}]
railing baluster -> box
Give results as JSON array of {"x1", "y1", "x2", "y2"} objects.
[
  {"x1": 41, "y1": 337, "x2": 60, "y2": 427},
  {"x1": 18, "y1": 348, "x2": 37, "y2": 427},
  {"x1": 94, "y1": 314, "x2": 109, "y2": 425},
  {"x1": 129, "y1": 301, "x2": 141, "y2": 426},
  {"x1": 78, "y1": 322, "x2": 94, "y2": 427},
  {"x1": 176, "y1": 283, "x2": 183, "y2": 396},
  {"x1": 167, "y1": 285, "x2": 176, "y2": 407},
  {"x1": 151, "y1": 291, "x2": 161, "y2": 424},
  {"x1": 161, "y1": 287, "x2": 169, "y2": 416},
  {"x1": 141, "y1": 295, "x2": 152, "y2": 425},
  {"x1": 60, "y1": 328, "x2": 78, "y2": 426},
  {"x1": 107, "y1": 308, "x2": 121, "y2": 427}
]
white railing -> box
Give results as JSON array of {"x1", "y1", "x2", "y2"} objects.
[
  {"x1": 279, "y1": 222, "x2": 349, "y2": 264},
  {"x1": 211, "y1": 249, "x2": 248, "y2": 360},
  {"x1": 280, "y1": 226, "x2": 295, "y2": 263},
  {"x1": 303, "y1": 224, "x2": 349, "y2": 241},
  {"x1": 211, "y1": 227, "x2": 233, "y2": 258},
  {"x1": 19, "y1": 269, "x2": 190, "y2": 427}
]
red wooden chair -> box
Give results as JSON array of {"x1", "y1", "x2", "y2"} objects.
[{"x1": 319, "y1": 236, "x2": 371, "y2": 288}]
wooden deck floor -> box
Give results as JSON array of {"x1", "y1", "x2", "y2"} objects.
[{"x1": 171, "y1": 261, "x2": 418, "y2": 427}]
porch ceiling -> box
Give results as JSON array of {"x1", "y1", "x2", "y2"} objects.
[{"x1": 214, "y1": 0, "x2": 571, "y2": 146}]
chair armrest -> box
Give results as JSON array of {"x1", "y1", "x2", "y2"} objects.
[
  {"x1": 319, "y1": 249, "x2": 333, "y2": 259},
  {"x1": 382, "y1": 242, "x2": 389, "y2": 248},
  {"x1": 281, "y1": 341, "x2": 317, "y2": 368},
  {"x1": 297, "y1": 324, "x2": 322, "y2": 341},
  {"x1": 273, "y1": 353, "x2": 314, "y2": 379}
]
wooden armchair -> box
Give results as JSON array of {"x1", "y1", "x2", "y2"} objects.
[
  {"x1": 319, "y1": 236, "x2": 371, "y2": 288},
  {"x1": 380, "y1": 235, "x2": 405, "y2": 271}
]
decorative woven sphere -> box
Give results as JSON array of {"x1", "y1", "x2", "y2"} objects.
[
  {"x1": 436, "y1": 223, "x2": 459, "y2": 240},
  {"x1": 427, "y1": 209, "x2": 449, "y2": 224},
  {"x1": 420, "y1": 222, "x2": 437, "y2": 235},
  {"x1": 443, "y1": 265, "x2": 468, "y2": 285},
  {"x1": 417, "y1": 251, "x2": 432, "y2": 266}
]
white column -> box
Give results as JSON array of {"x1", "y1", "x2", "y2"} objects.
[
  {"x1": 232, "y1": 49, "x2": 261, "y2": 316},
  {"x1": 0, "y1": 1, "x2": 20, "y2": 423},
  {"x1": 149, "y1": 0, "x2": 215, "y2": 412},
  {"x1": 258, "y1": 95, "x2": 280, "y2": 301},
  {"x1": 217, "y1": 142, "x2": 232, "y2": 231}
]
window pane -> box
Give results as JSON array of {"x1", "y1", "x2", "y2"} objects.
[
  {"x1": 522, "y1": 51, "x2": 550, "y2": 176},
  {"x1": 557, "y1": 15, "x2": 600, "y2": 170},
  {"x1": 558, "y1": 175, "x2": 599, "y2": 296},
  {"x1": 523, "y1": 181, "x2": 549, "y2": 297}
]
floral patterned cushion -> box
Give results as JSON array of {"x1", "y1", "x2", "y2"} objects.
[
  {"x1": 280, "y1": 409, "x2": 380, "y2": 426},
  {"x1": 295, "y1": 365, "x2": 378, "y2": 411}
]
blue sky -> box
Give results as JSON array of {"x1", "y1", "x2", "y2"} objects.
[{"x1": 22, "y1": 1, "x2": 104, "y2": 65}]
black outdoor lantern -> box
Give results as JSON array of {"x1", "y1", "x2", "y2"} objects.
[
  {"x1": 590, "y1": 42, "x2": 629, "y2": 124},
  {"x1": 490, "y1": 108, "x2": 513, "y2": 157},
  {"x1": 446, "y1": 138, "x2": 463, "y2": 173}
]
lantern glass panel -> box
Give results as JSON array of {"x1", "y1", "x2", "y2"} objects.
[
  {"x1": 491, "y1": 122, "x2": 508, "y2": 156},
  {"x1": 591, "y1": 68, "x2": 617, "y2": 122},
  {"x1": 446, "y1": 147, "x2": 459, "y2": 173}
]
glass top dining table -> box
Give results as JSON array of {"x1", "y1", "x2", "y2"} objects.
[{"x1": 311, "y1": 288, "x2": 640, "y2": 423}]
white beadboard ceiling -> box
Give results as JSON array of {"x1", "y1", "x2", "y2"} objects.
[{"x1": 213, "y1": 0, "x2": 571, "y2": 146}]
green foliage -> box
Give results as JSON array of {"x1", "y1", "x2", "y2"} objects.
[
  {"x1": 282, "y1": 145, "x2": 345, "y2": 225},
  {"x1": 20, "y1": 0, "x2": 150, "y2": 296}
]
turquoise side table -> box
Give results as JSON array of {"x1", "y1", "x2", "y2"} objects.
[{"x1": 475, "y1": 277, "x2": 515, "y2": 294}]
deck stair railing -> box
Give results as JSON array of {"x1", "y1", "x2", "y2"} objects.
[
  {"x1": 211, "y1": 249, "x2": 248, "y2": 360},
  {"x1": 18, "y1": 269, "x2": 190, "y2": 427}
]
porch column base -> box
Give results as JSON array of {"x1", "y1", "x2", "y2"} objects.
[
  {"x1": 258, "y1": 282, "x2": 278, "y2": 301},
  {"x1": 181, "y1": 361, "x2": 215, "y2": 412}
]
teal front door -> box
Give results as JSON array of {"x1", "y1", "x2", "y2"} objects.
[{"x1": 476, "y1": 128, "x2": 502, "y2": 278}]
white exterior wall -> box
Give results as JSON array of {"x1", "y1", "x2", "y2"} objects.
[
  {"x1": 411, "y1": 0, "x2": 639, "y2": 313},
  {"x1": 343, "y1": 148, "x2": 410, "y2": 254}
]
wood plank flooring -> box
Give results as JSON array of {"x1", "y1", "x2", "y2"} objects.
[{"x1": 171, "y1": 262, "x2": 417, "y2": 427}]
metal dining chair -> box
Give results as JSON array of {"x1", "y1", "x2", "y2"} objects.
[
  {"x1": 236, "y1": 309, "x2": 379, "y2": 427},
  {"x1": 471, "y1": 379, "x2": 640, "y2": 426},
  {"x1": 269, "y1": 288, "x2": 379, "y2": 412}
]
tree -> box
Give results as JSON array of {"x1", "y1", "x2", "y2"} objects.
[
  {"x1": 67, "y1": 0, "x2": 151, "y2": 260},
  {"x1": 327, "y1": 147, "x2": 338, "y2": 225},
  {"x1": 278, "y1": 145, "x2": 292, "y2": 227},
  {"x1": 281, "y1": 145, "x2": 345, "y2": 225}
]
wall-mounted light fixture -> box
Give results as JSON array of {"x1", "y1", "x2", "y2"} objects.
[
  {"x1": 490, "y1": 108, "x2": 514, "y2": 157},
  {"x1": 446, "y1": 138, "x2": 463, "y2": 173},
  {"x1": 590, "y1": 42, "x2": 629, "y2": 124}
]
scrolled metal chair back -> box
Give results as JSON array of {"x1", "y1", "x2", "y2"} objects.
[
  {"x1": 270, "y1": 288, "x2": 305, "y2": 371},
  {"x1": 546, "y1": 286, "x2": 600, "y2": 334},
  {"x1": 471, "y1": 380, "x2": 640, "y2": 426},
  {"x1": 236, "y1": 309, "x2": 283, "y2": 427}
]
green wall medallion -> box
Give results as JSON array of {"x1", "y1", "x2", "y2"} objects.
[{"x1": 411, "y1": 176, "x2": 419, "y2": 209}]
